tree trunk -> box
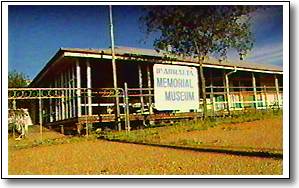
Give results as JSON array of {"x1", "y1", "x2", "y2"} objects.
[
  {"x1": 199, "y1": 58, "x2": 207, "y2": 119},
  {"x1": 194, "y1": 40, "x2": 207, "y2": 119}
]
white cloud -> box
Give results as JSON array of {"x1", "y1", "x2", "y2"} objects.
[
  {"x1": 245, "y1": 43, "x2": 283, "y2": 66},
  {"x1": 226, "y1": 42, "x2": 283, "y2": 67}
]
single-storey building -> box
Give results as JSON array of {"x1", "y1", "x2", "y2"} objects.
[{"x1": 28, "y1": 46, "x2": 283, "y2": 131}]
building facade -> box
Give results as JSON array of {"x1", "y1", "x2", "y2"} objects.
[{"x1": 28, "y1": 47, "x2": 283, "y2": 131}]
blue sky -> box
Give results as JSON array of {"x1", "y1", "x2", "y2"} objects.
[
  {"x1": 239, "y1": 6, "x2": 283, "y2": 66},
  {"x1": 8, "y1": 5, "x2": 283, "y2": 79}
]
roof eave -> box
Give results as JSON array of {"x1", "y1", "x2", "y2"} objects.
[{"x1": 29, "y1": 49, "x2": 65, "y2": 87}]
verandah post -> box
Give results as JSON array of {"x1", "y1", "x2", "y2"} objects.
[
  {"x1": 210, "y1": 71, "x2": 215, "y2": 118},
  {"x1": 54, "y1": 78, "x2": 59, "y2": 121},
  {"x1": 39, "y1": 90, "x2": 43, "y2": 140},
  {"x1": 263, "y1": 85, "x2": 268, "y2": 109},
  {"x1": 49, "y1": 84, "x2": 53, "y2": 122},
  {"x1": 76, "y1": 59, "x2": 82, "y2": 117},
  {"x1": 71, "y1": 64, "x2": 76, "y2": 117},
  {"x1": 86, "y1": 59, "x2": 92, "y2": 135},
  {"x1": 64, "y1": 69, "x2": 69, "y2": 120},
  {"x1": 124, "y1": 82, "x2": 131, "y2": 131},
  {"x1": 68, "y1": 67, "x2": 72, "y2": 118},
  {"x1": 225, "y1": 72, "x2": 231, "y2": 115},
  {"x1": 275, "y1": 75, "x2": 281, "y2": 109},
  {"x1": 61, "y1": 71, "x2": 65, "y2": 120},
  {"x1": 238, "y1": 80, "x2": 244, "y2": 110},
  {"x1": 138, "y1": 64, "x2": 144, "y2": 114},
  {"x1": 147, "y1": 64, "x2": 153, "y2": 115},
  {"x1": 252, "y1": 73, "x2": 257, "y2": 109}
]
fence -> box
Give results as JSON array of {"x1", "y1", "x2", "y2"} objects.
[
  {"x1": 8, "y1": 84, "x2": 282, "y2": 137},
  {"x1": 205, "y1": 85, "x2": 282, "y2": 115},
  {"x1": 8, "y1": 87, "x2": 125, "y2": 137}
]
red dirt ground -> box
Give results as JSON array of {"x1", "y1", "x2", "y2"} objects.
[
  {"x1": 9, "y1": 139, "x2": 282, "y2": 175},
  {"x1": 8, "y1": 117, "x2": 283, "y2": 175}
]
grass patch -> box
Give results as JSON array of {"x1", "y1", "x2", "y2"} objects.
[
  {"x1": 100, "y1": 110, "x2": 282, "y2": 155},
  {"x1": 9, "y1": 135, "x2": 98, "y2": 150},
  {"x1": 102, "y1": 110, "x2": 281, "y2": 142}
]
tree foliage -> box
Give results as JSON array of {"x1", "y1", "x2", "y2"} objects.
[
  {"x1": 141, "y1": 5, "x2": 259, "y2": 59},
  {"x1": 141, "y1": 5, "x2": 260, "y2": 117},
  {"x1": 8, "y1": 70, "x2": 29, "y2": 88}
]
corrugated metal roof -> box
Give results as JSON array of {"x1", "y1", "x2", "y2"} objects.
[{"x1": 61, "y1": 46, "x2": 283, "y2": 72}]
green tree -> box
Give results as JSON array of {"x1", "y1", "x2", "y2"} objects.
[
  {"x1": 141, "y1": 5, "x2": 259, "y2": 118},
  {"x1": 8, "y1": 70, "x2": 29, "y2": 88}
]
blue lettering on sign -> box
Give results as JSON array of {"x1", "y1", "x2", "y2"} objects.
[
  {"x1": 156, "y1": 78, "x2": 193, "y2": 88},
  {"x1": 165, "y1": 91, "x2": 195, "y2": 101}
]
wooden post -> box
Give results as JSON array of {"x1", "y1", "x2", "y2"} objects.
[
  {"x1": 61, "y1": 72, "x2": 65, "y2": 120},
  {"x1": 264, "y1": 85, "x2": 268, "y2": 109},
  {"x1": 83, "y1": 88, "x2": 88, "y2": 136},
  {"x1": 224, "y1": 68, "x2": 237, "y2": 114},
  {"x1": 64, "y1": 70, "x2": 69, "y2": 119},
  {"x1": 86, "y1": 60, "x2": 93, "y2": 136},
  {"x1": 210, "y1": 72, "x2": 215, "y2": 118},
  {"x1": 275, "y1": 75, "x2": 281, "y2": 108},
  {"x1": 72, "y1": 64, "x2": 76, "y2": 117},
  {"x1": 65, "y1": 68, "x2": 69, "y2": 119},
  {"x1": 58, "y1": 76, "x2": 62, "y2": 121},
  {"x1": 68, "y1": 67, "x2": 72, "y2": 118},
  {"x1": 39, "y1": 90, "x2": 43, "y2": 140},
  {"x1": 76, "y1": 59, "x2": 82, "y2": 117},
  {"x1": 225, "y1": 73, "x2": 231, "y2": 114},
  {"x1": 60, "y1": 125, "x2": 64, "y2": 135},
  {"x1": 12, "y1": 100, "x2": 16, "y2": 138},
  {"x1": 147, "y1": 64, "x2": 153, "y2": 114},
  {"x1": 252, "y1": 73, "x2": 257, "y2": 109},
  {"x1": 222, "y1": 72, "x2": 227, "y2": 112},
  {"x1": 54, "y1": 78, "x2": 58, "y2": 121},
  {"x1": 138, "y1": 64, "x2": 144, "y2": 114},
  {"x1": 12, "y1": 99, "x2": 16, "y2": 110},
  {"x1": 124, "y1": 82, "x2": 130, "y2": 131},
  {"x1": 86, "y1": 60, "x2": 92, "y2": 116},
  {"x1": 49, "y1": 83, "x2": 53, "y2": 122},
  {"x1": 238, "y1": 81, "x2": 244, "y2": 109}
]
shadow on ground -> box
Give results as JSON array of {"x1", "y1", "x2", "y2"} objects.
[{"x1": 104, "y1": 139, "x2": 283, "y2": 160}]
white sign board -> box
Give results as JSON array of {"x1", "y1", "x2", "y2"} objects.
[{"x1": 153, "y1": 64, "x2": 199, "y2": 112}]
